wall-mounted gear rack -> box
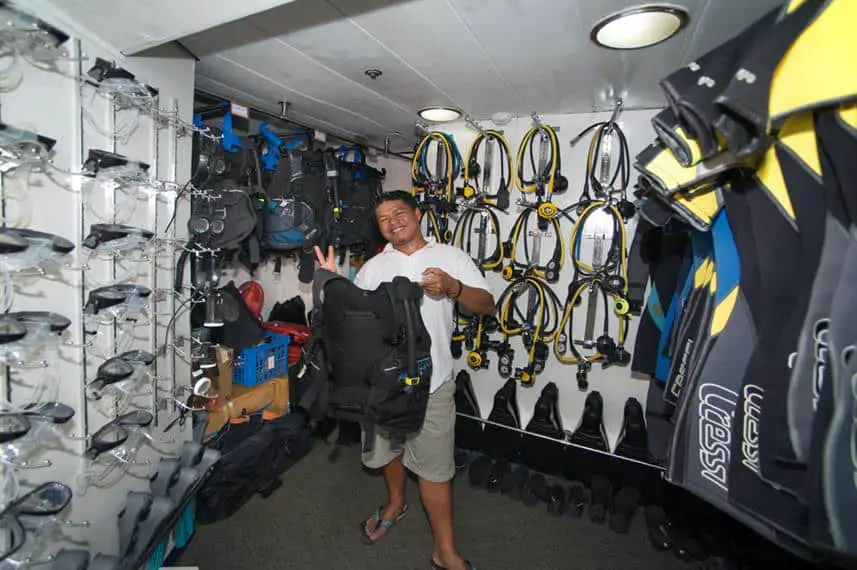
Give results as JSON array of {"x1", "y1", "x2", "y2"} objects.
[
  {"x1": 194, "y1": 88, "x2": 414, "y2": 162},
  {"x1": 456, "y1": 411, "x2": 664, "y2": 471}
]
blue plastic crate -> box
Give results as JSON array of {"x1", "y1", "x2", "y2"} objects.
[{"x1": 233, "y1": 333, "x2": 291, "y2": 387}]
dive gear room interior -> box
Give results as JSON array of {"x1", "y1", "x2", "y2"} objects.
[{"x1": 0, "y1": 0, "x2": 854, "y2": 569}]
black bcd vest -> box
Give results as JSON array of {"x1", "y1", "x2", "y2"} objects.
[{"x1": 291, "y1": 269, "x2": 432, "y2": 449}]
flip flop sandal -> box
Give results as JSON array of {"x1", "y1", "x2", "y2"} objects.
[
  {"x1": 430, "y1": 558, "x2": 478, "y2": 569},
  {"x1": 360, "y1": 503, "x2": 409, "y2": 545}
]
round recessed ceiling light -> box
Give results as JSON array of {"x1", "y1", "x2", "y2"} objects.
[
  {"x1": 591, "y1": 5, "x2": 690, "y2": 50},
  {"x1": 418, "y1": 106, "x2": 462, "y2": 123}
]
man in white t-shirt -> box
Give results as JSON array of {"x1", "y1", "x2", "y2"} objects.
[{"x1": 315, "y1": 190, "x2": 494, "y2": 570}]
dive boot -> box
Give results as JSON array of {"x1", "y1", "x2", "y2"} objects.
[
  {"x1": 487, "y1": 459, "x2": 511, "y2": 493},
  {"x1": 570, "y1": 391, "x2": 610, "y2": 452},
  {"x1": 609, "y1": 486, "x2": 641, "y2": 534},
  {"x1": 589, "y1": 475, "x2": 612, "y2": 524},
  {"x1": 523, "y1": 473, "x2": 547, "y2": 507},
  {"x1": 565, "y1": 481, "x2": 587, "y2": 518},
  {"x1": 614, "y1": 397, "x2": 652, "y2": 462},
  {"x1": 546, "y1": 483, "x2": 567, "y2": 517},
  {"x1": 505, "y1": 465, "x2": 530, "y2": 502},
  {"x1": 454, "y1": 449, "x2": 471, "y2": 472},
  {"x1": 481, "y1": 378, "x2": 522, "y2": 462},
  {"x1": 522, "y1": 382, "x2": 566, "y2": 475},
  {"x1": 644, "y1": 504, "x2": 675, "y2": 551},
  {"x1": 454, "y1": 370, "x2": 483, "y2": 451},
  {"x1": 468, "y1": 454, "x2": 493, "y2": 488}
]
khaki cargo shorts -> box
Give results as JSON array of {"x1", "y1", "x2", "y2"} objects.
[{"x1": 361, "y1": 379, "x2": 456, "y2": 483}]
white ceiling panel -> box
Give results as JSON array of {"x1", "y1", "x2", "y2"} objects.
[
  {"x1": 244, "y1": 2, "x2": 458, "y2": 113},
  {"x1": 448, "y1": 0, "x2": 592, "y2": 113},
  {"x1": 30, "y1": 0, "x2": 297, "y2": 55},
  {"x1": 326, "y1": 0, "x2": 521, "y2": 114},
  {"x1": 211, "y1": 41, "x2": 416, "y2": 130},
  {"x1": 180, "y1": 0, "x2": 789, "y2": 145}
]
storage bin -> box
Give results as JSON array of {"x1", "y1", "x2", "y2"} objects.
[{"x1": 232, "y1": 333, "x2": 291, "y2": 387}]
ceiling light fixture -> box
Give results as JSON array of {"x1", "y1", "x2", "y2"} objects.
[
  {"x1": 590, "y1": 5, "x2": 690, "y2": 50},
  {"x1": 418, "y1": 106, "x2": 462, "y2": 123}
]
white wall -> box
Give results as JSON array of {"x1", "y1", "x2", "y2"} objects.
[
  {"x1": 435, "y1": 111, "x2": 657, "y2": 447},
  {"x1": 0, "y1": 5, "x2": 195, "y2": 559}
]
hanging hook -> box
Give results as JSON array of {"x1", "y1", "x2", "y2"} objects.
[
  {"x1": 606, "y1": 98, "x2": 623, "y2": 133},
  {"x1": 6, "y1": 359, "x2": 49, "y2": 370},
  {"x1": 464, "y1": 115, "x2": 486, "y2": 135},
  {"x1": 3, "y1": 457, "x2": 52, "y2": 469}
]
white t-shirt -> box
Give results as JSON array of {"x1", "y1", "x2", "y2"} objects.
[{"x1": 354, "y1": 238, "x2": 491, "y2": 393}]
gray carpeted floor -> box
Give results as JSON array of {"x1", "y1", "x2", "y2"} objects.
[{"x1": 182, "y1": 442, "x2": 693, "y2": 570}]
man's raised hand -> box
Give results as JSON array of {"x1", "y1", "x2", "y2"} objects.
[{"x1": 314, "y1": 245, "x2": 337, "y2": 273}]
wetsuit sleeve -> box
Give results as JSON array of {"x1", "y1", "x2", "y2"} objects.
[{"x1": 453, "y1": 249, "x2": 491, "y2": 293}]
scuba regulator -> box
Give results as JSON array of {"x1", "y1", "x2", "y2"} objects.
[
  {"x1": 460, "y1": 129, "x2": 513, "y2": 210},
  {"x1": 503, "y1": 119, "x2": 569, "y2": 285},
  {"x1": 496, "y1": 272, "x2": 562, "y2": 386},
  {"x1": 411, "y1": 131, "x2": 462, "y2": 243},
  {"x1": 556, "y1": 111, "x2": 634, "y2": 390}
]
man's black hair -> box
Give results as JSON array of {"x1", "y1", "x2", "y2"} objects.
[{"x1": 377, "y1": 190, "x2": 419, "y2": 211}]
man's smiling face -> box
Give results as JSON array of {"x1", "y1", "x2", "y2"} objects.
[{"x1": 375, "y1": 199, "x2": 422, "y2": 246}]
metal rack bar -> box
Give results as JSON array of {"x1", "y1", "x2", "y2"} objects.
[
  {"x1": 455, "y1": 411, "x2": 665, "y2": 471},
  {"x1": 72, "y1": 37, "x2": 90, "y2": 442},
  {"x1": 194, "y1": 89, "x2": 414, "y2": 162}
]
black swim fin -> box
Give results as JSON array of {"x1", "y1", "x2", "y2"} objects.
[
  {"x1": 522, "y1": 382, "x2": 566, "y2": 475},
  {"x1": 614, "y1": 397, "x2": 652, "y2": 462},
  {"x1": 481, "y1": 378, "x2": 522, "y2": 462},
  {"x1": 570, "y1": 391, "x2": 610, "y2": 453},
  {"x1": 454, "y1": 370, "x2": 483, "y2": 451}
]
